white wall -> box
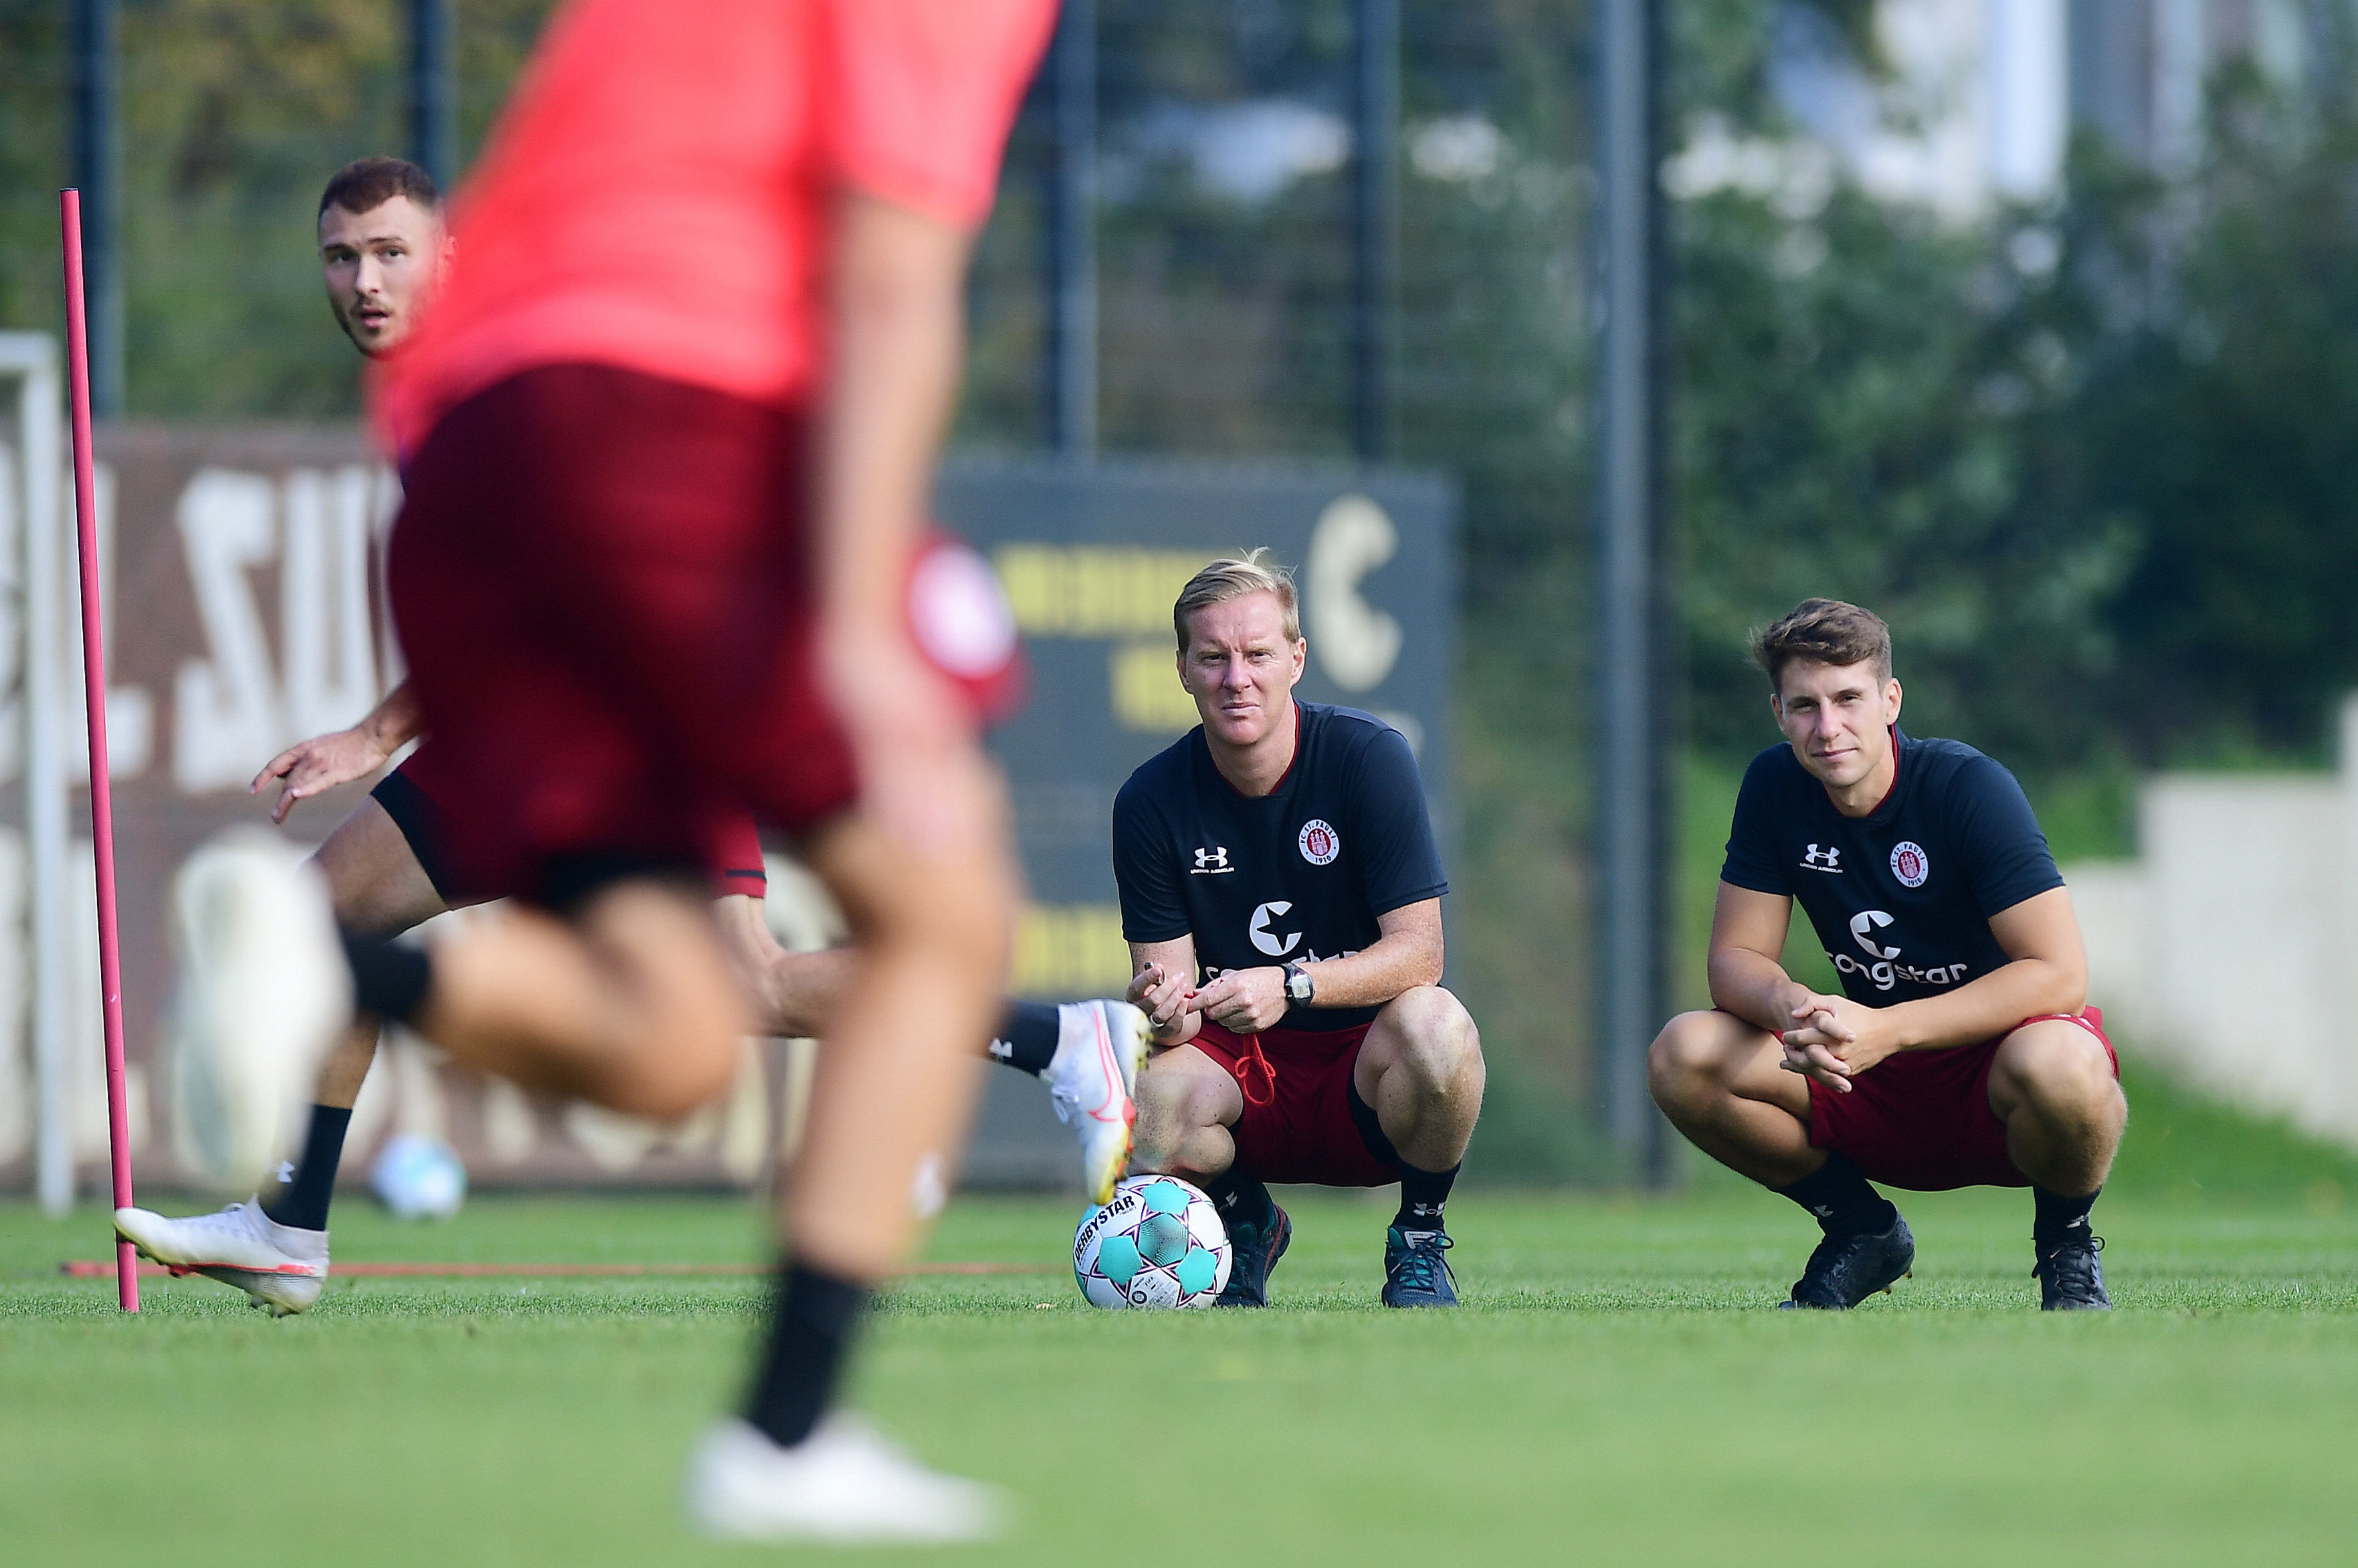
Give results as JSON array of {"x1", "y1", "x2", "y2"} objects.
[{"x1": 2068, "y1": 695, "x2": 2358, "y2": 1146}]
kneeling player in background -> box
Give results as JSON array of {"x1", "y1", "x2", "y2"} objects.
[
  {"x1": 1120, "y1": 555, "x2": 1484, "y2": 1308},
  {"x1": 115, "y1": 155, "x2": 1144, "y2": 1320},
  {"x1": 1649, "y1": 599, "x2": 2125, "y2": 1310},
  {"x1": 163, "y1": 0, "x2": 1060, "y2": 1543}
]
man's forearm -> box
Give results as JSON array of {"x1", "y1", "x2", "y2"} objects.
[
  {"x1": 360, "y1": 680, "x2": 424, "y2": 755},
  {"x1": 1708, "y1": 947, "x2": 1809, "y2": 1036},
  {"x1": 818, "y1": 196, "x2": 967, "y2": 635},
  {"x1": 1880, "y1": 959, "x2": 2085, "y2": 1052},
  {"x1": 1298, "y1": 933, "x2": 1441, "y2": 1012}
]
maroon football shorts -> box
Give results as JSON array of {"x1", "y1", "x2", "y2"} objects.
[
  {"x1": 1805, "y1": 1005, "x2": 2119, "y2": 1191},
  {"x1": 383, "y1": 363, "x2": 856, "y2": 904},
  {"x1": 373, "y1": 745, "x2": 767, "y2": 906},
  {"x1": 1189, "y1": 1019, "x2": 1398, "y2": 1187}
]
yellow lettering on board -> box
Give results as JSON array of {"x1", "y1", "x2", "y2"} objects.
[
  {"x1": 991, "y1": 545, "x2": 1213, "y2": 637},
  {"x1": 1110, "y1": 642, "x2": 1202, "y2": 732}
]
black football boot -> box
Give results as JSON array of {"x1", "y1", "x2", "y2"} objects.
[
  {"x1": 1778, "y1": 1213, "x2": 1915, "y2": 1309},
  {"x1": 1381, "y1": 1226, "x2": 1458, "y2": 1308},
  {"x1": 2033, "y1": 1230, "x2": 2111, "y2": 1310},
  {"x1": 1214, "y1": 1195, "x2": 1292, "y2": 1308}
]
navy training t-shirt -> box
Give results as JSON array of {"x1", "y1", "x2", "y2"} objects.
[
  {"x1": 1720, "y1": 730, "x2": 2062, "y2": 1007},
  {"x1": 1113, "y1": 702, "x2": 1448, "y2": 1031}
]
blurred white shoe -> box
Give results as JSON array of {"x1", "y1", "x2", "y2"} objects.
[
  {"x1": 1046, "y1": 999, "x2": 1149, "y2": 1205},
  {"x1": 114, "y1": 1198, "x2": 327, "y2": 1317},
  {"x1": 684, "y1": 1415, "x2": 1004, "y2": 1543},
  {"x1": 167, "y1": 830, "x2": 351, "y2": 1188}
]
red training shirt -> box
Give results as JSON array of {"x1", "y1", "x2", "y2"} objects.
[{"x1": 377, "y1": 0, "x2": 1055, "y2": 450}]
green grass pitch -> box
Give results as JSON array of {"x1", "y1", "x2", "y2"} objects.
[{"x1": 5, "y1": 1071, "x2": 2356, "y2": 1565}]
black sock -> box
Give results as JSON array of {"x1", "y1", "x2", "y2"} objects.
[
  {"x1": 259, "y1": 1104, "x2": 352, "y2": 1232},
  {"x1": 985, "y1": 1001, "x2": 1060, "y2": 1077},
  {"x1": 2033, "y1": 1184, "x2": 2099, "y2": 1247},
  {"x1": 1199, "y1": 1166, "x2": 1273, "y2": 1230},
  {"x1": 1393, "y1": 1161, "x2": 1459, "y2": 1236},
  {"x1": 745, "y1": 1260, "x2": 870, "y2": 1449},
  {"x1": 1775, "y1": 1151, "x2": 1898, "y2": 1236},
  {"x1": 341, "y1": 935, "x2": 432, "y2": 1025}
]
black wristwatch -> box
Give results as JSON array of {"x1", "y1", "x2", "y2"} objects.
[{"x1": 1283, "y1": 961, "x2": 1314, "y2": 1005}]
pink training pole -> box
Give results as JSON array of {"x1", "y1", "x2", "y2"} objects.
[{"x1": 60, "y1": 189, "x2": 138, "y2": 1313}]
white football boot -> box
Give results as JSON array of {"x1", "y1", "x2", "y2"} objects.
[
  {"x1": 114, "y1": 1197, "x2": 328, "y2": 1317},
  {"x1": 684, "y1": 1416, "x2": 1005, "y2": 1543},
  {"x1": 1045, "y1": 999, "x2": 1151, "y2": 1205},
  {"x1": 167, "y1": 830, "x2": 352, "y2": 1188}
]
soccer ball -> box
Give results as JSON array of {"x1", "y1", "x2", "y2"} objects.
[
  {"x1": 370, "y1": 1133, "x2": 467, "y2": 1221},
  {"x1": 1073, "y1": 1175, "x2": 1231, "y2": 1308}
]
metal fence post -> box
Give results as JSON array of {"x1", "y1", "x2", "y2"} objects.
[
  {"x1": 70, "y1": 0, "x2": 121, "y2": 417},
  {"x1": 410, "y1": 0, "x2": 457, "y2": 193},
  {"x1": 1595, "y1": 0, "x2": 1673, "y2": 1184},
  {"x1": 1049, "y1": 0, "x2": 1098, "y2": 458},
  {"x1": 1353, "y1": 0, "x2": 1399, "y2": 464}
]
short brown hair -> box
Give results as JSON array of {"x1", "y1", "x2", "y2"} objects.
[
  {"x1": 1173, "y1": 550, "x2": 1300, "y2": 654},
  {"x1": 318, "y1": 157, "x2": 439, "y2": 220},
  {"x1": 1753, "y1": 598, "x2": 1892, "y2": 692}
]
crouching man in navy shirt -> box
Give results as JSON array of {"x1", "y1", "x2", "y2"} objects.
[
  {"x1": 1117, "y1": 553, "x2": 1484, "y2": 1308},
  {"x1": 1650, "y1": 599, "x2": 2125, "y2": 1310}
]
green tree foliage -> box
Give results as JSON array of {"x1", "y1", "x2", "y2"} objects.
[
  {"x1": 1670, "y1": 11, "x2": 2358, "y2": 776},
  {"x1": 2070, "y1": 65, "x2": 2358, "y2": 760},
  {"x1": 0, "y1": 0, "x2": 559, "y2": 418},
  {"x1": 0, "y1": 3, "x2": 69, "y2": 337}
]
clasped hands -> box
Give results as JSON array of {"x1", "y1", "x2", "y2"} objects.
[{"x1": 1776, "y1": 989, "x2": 1901, "y2": 1092}]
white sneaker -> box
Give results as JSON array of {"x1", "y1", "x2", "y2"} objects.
[
  {"x1": 684, "y1": 1415, "x2": 1004, "y2": 1543},
  {"x1": 167, "y1": 830, "x2": 351, "y2": 1188},
  {"x1": 113, "y1": 1198, "x2": 328, "y2": 1317},
  {"x1": 1046, "y1": 999, "x2": 1151, "y2": 1206}
]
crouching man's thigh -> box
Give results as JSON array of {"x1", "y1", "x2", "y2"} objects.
[{"x1": 1648, "y1": 1009, "x2": 1809, "y2": 1120}]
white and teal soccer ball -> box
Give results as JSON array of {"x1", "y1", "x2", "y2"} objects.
[
  {"x1": 370, "y1": 1133, "x2": 467, "y2": 1221},
  {"x1": 1073, "y1": 1175, "x2": 1230, "y2": 1309}
]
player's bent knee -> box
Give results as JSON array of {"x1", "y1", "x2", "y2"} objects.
[
  {"x1": 1137, "y1": 1063, "x2": 1225, "y2": 1130},
  {"x1": 1379, "y1": 986, "x2": 1482, "y2": 1088},
  {"x1": 1648, "y1": 1011, "x2": 1728, "y2": 1100},
  {"x1": 2001, "y1": 1023, "x2": 2117, "y2": 1111},
  {"x1": 598, "y1": 1016, "x2": 741, "y2": 1122}
]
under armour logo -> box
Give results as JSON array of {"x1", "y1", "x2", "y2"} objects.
[
  {"x1": 1191, "y1": 846, "x2": 1232, "y2": 874},
  {"x1": 274, "y1": 1161, "x2": 294, "y2": 1185},
  {"x1": 1801, "y1": 844, "x2": 1842, "y2": 872}
]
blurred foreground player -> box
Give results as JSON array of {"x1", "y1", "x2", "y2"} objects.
[
  {"x1": 1121, "y1": 555, "x2": 1484, "y2": 1308},
  {"x1": 119, "y1": 156, "x2": 1143, "y2": 1320},
  {"x1": 164, "y1": 0, "x2": 1058, "y2": 1542},
  {"x1": 1649, "y1": 599, "x2": 2125, "y2": 1310}
]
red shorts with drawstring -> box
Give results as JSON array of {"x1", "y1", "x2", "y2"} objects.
[
  {"x1": 1805, "y1": 1006, "x2": 2119, "y2": 1191},
  {"x1": 1188, "y1": 1020, "x2": 1397, "y2": 1187}
]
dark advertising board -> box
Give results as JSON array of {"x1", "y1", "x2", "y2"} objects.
[{"x1": 943, "y1": 458, "x2": 1456, "y2": 1181}]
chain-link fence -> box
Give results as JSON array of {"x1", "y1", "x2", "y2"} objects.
[{"x1": 0, "y1": 0, "x2": 1626, "y2": 1182}]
